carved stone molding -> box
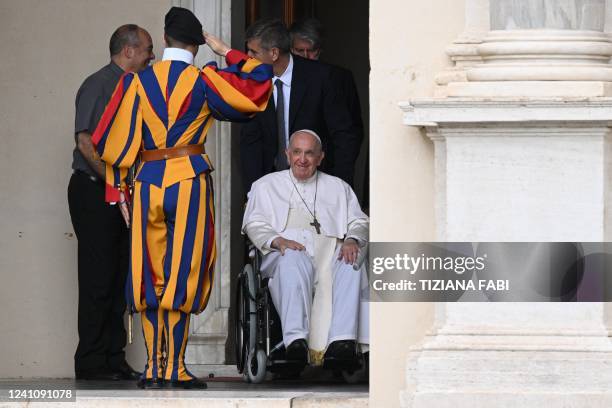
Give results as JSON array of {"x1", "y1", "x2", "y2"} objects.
[
  {"x1": 435, "y1": 0, "x2": 489, "y2": 87},
  {"x1": 468, "y1": 29, "x2": 612, "y2": 82},
  {"x1": 438, "y1": 0, "x2": 612, "y2": 97}
]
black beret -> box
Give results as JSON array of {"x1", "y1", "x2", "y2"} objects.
[{"x1": 164, "y1": 7, "x2": 206, "y2": 46}]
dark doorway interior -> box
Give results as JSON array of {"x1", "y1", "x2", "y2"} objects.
[{"x1": 226, "y1": 0, "x2": 369, "y2": 363}]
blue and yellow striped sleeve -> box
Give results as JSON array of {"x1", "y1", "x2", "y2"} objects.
[{"x1": 92, "y1": 72, "x2": 143, "y2": 202}]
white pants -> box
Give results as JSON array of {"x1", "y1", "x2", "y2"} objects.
[{"x1": 261, "y1": 249, "x2": 365, "y2": 348}]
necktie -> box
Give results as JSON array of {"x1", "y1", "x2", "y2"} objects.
[{"x1": 274, "y1": 78, "x2": 288, "y2": 170}]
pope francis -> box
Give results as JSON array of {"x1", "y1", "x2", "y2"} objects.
[{"x1": 242, "y1": 129, "x2": 369, "y2": 368}]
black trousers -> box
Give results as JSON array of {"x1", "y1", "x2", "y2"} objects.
[{"x1": 68, "y1": 171, "x2": 129, "y2": 373}]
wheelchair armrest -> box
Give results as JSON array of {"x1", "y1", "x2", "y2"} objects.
[{"x1": 246, "y1": 239, "x2": 264, "y2": 271}]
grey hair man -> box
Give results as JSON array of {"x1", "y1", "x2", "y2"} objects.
[
  {"x1": 289, "y1": 18, "x2": 323, "y2": 60},
  {"x1": 242, "y1": 130, "x2": 369, "y2": 371},
  {"x1": 245, "y1": 19, "x2": 291, "y2": 76}
]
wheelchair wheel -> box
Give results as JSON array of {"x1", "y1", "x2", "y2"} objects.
[
  {"x1": 235, "y1": 264, "x2": 257, "y2": 374},
  {"x1": 246, "y1": 348, "x2": 267, "y2": 383}
]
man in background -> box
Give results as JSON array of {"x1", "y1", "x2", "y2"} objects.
[
  {"x1": 68, "y1": 24, "x2": 154, "y2": 381},
  {"x1": 289, "y1": 18, "x2": 363, "y2": 137}
]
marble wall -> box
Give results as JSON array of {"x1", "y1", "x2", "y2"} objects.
[{"x1": 0, "y1": 0, "x2": 167, "y2": 378}]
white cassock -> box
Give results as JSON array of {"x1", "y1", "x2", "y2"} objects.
[{"x1": 242, "y1": 170, "x2": 369, "y2": 365}]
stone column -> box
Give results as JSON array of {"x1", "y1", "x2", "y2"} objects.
[
  {"x1": 435, "y1": 0, "x2": 489, "y2": 92},
  {"x1": 445, "y1": 0, "x2": 612, "y2": 97},
  {"x1": 400, "y1": 1, "x2": 612, "y2": 406},
  {"x1": 172, "y1": 0, "x2": 232, "y2": 366}
]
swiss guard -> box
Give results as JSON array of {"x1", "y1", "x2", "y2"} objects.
[{"x1": 92, "y1": 7, "x2": 272, "y2": 389}]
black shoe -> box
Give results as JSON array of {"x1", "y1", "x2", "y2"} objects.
[
  {"x1": 111, "y1": 361, "x2": 141, "y2": 380},
  {"x1": 75, "y1": 368, "x2": 122, "y2": 381},
  {"x1": 323, "y1": 340, "x2": 358, "y2": 369},
  {"x1": 285, "y1": 339, "x2": 308, "y2": 363},
  {"x1": 169, "y1": 378, "x2": 207, "y2": 389},
  {"x1": 136, "y1": 378, "x2": 165, "y2": 389}
]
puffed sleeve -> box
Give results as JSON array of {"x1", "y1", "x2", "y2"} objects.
[
  {"x1": 200, "y1": 49, "x2": 273, "y2": 122},
  {"x1": 92, "y1": 73, "x2": 143, "y2": 202}
]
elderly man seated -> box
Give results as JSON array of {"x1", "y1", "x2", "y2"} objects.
[{"x1": 242, "y1": 129, "x2": 369, "y2": 368}]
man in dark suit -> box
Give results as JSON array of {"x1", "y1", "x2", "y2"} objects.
[{"x1": 240, "y1": 19, "x2": 361, "y2": 192}]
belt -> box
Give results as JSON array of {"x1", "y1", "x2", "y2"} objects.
[{"x1": 140, "y1": 144, "x2": 205, "y2": 162}]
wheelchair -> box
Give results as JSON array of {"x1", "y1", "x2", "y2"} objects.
[{"x1": 234, "y1": 240, "x2": 368, "y2": 383}]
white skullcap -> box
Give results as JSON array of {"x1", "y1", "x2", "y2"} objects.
[{"x1": 289, "y1": 129, "x2": 322, "y2": 149}]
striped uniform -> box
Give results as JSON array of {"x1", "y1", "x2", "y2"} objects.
[{"x1": 92, "y1": 49, "x2": 272, "y2": 381}]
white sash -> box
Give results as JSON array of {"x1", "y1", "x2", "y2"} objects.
[{"x1": 284, "y1": 208, "x2": 337, "y2": 365}]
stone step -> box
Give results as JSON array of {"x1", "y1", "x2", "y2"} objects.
[
  {"x1": 0, "y1": 376, "x2": 368, "y2": 407},
  {"x1": 2, "y1": 390, "x2": 368, "y2": 408}
]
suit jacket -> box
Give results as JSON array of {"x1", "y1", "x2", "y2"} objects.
[
  {"x1": 240, "y1": 55, "x2": 362, "y2": 192},
  {"x1": 328, "y1": 64, "x2": 363, "y2": 133}
]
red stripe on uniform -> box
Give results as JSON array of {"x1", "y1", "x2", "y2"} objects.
[
  {"x1": 225, "y1": 49, "x2": 249, "y2": 65},
  {"x1": 200, "y1": 74, "x2": 220, "y2": 96},
  {"x1": 205, "y1": 203, "x2": 215, "y2": 258},
  {"x1": 146, "y1": 245, "x2": 157, "y2": 287},
  {"x1": 177, "y1": 91, "x2": 192, "y2": 120},
  {"x1": 213, "y1": 70, "x2": 271, "y2": 107},
  {"x1": 92, "y1": 75, "x2": 127, "y2": 145}
]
